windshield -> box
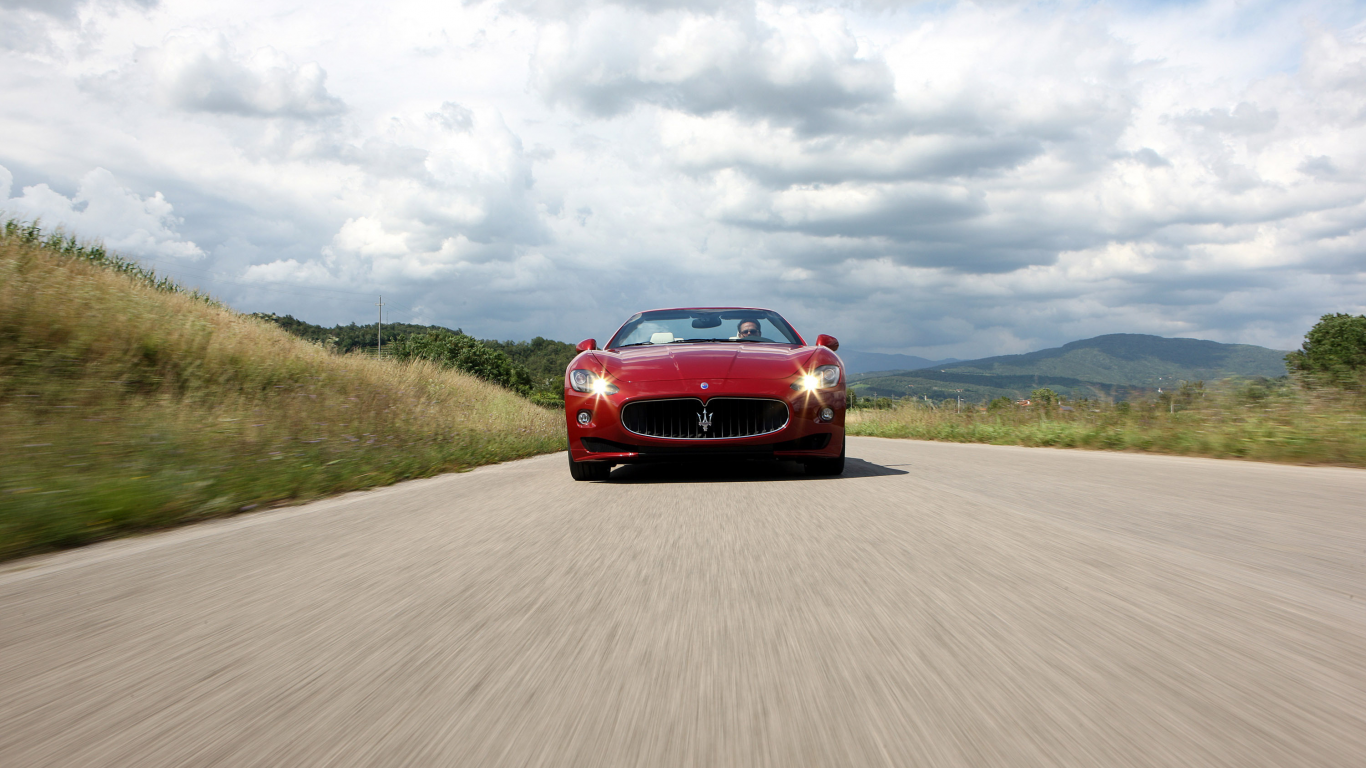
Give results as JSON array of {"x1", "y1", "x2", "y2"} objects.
[{"x1": 608, "y1": 309, "x2": 802, "y2": 348}]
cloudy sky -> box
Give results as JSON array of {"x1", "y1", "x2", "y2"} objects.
[{"x1": 2, "y1": 0, "x2": 1364, "y2": 357}]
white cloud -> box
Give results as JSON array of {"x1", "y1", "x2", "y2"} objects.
[
  {"x1": 328, "y1": 216, "x2": 408, "y2": 258},
  {"x1": 1, "y1": 165, "x2": 203, "y2": 260}
]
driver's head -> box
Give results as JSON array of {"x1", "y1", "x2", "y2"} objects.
[{"x1": 737, "y1": 320, "x2": 761, "y2": 338}]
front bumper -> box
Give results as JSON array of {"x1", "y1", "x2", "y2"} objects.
[{"x1": 565, "y1": 378, "x2": 845, "y2": 464}]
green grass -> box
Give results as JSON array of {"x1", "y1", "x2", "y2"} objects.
[
  {"x1": 847, "y1": 387, "x2": 1366, "y2": 466},
  {"x1": 1, "y1": 222, "x2": 564, "y2": 562}
]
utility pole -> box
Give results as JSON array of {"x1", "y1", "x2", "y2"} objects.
[{"x1": 376, "y1": 295, "x2": 384, "y2": 358}]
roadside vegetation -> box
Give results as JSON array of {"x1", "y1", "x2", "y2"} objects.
[
  {"x1": 0, "y1": 221, "x2": 563, "y2": 562},
  {"x1": 848, "y1": 361, "x2": 1366, "y2": 467}
]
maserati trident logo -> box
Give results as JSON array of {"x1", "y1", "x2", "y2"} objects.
[{"x1": 697, "y1": 408, "x2": 714, "y2": 433}]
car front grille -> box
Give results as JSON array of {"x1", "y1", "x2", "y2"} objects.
[{"x1": 621, "y1": 398, "x2": 788, "y2": 439}]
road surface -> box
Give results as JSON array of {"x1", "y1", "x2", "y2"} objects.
[{"x1": 2, "y1": 438, "x2": 1365, "y2": 767}]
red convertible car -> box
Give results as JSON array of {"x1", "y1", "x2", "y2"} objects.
[{"x1": 564, "y1": 307, "x2": 846, "y2": 480}]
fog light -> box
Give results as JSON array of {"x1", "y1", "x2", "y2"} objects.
[
  {"x1": 819, "y1": 407, "x2": 834, "y2": 422},
  {"x1": 577, "y1": 410, "x2": 592, "y2": 426}
]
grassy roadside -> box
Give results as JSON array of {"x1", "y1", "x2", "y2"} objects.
[
  {"x1": 847, "y1": 387, "x2": 1366, "y2": 467},
  {"x1": 1, "y1": 223, "x2": 563, "y2": 562}
]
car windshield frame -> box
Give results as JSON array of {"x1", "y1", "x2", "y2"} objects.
[{"x1": 606, "y1": 309, "x2": 803, "y2": 349}]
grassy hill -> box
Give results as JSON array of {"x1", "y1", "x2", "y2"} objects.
[
  {"x1": 0, "y1": 221, "x2": 563, "y2": 561},
  {"x1": 851, "y1": 334, "x2": 1290, "y2": 402}
]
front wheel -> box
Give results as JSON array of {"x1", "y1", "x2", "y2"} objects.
[
  {"x1": 804, "y1": 436, "x2": 845, "y2": 476},
  {"x1": 568, "y1": 449, "x2": 612, "y2": 481}
]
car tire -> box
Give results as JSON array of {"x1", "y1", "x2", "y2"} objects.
[
  {"x1": 568, "y1": 448, "x2": 612, "y2": 481},
  {"x1": 804, "y1": 436, "x2": 845, "y2": 476}
]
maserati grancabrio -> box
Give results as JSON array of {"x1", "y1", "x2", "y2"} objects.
[{"x1": 564, "y1": 307, "x2": 845, "y2": 480}]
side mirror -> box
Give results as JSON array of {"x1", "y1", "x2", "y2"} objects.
[
  {"x1": 816, "y1": 334, "x2": 839, "y2": 351},
  {"x1": 576, "y1": 338, "x2": 597, "y2": 352}
]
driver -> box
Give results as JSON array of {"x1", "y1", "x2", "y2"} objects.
[{"x1": 737, "y1": 319, "x2": 762, "y2": 339}]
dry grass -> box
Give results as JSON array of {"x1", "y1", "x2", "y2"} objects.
[
  {"x1": 1, "y1": 225, "x2": 563, "y2": 561},
  {"x1": 847, "y1": 387, "x2": 1366, "y2": 467}
]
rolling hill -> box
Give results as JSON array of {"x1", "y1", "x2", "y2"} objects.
[{"x1": 850, "y1": 334, "x2": 1291, "y2": 402}]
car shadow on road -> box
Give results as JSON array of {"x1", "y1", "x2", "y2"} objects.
[{"x1": 604, "y1": 457, "x2": 908, "y2": 484}]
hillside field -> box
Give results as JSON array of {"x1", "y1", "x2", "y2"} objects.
[
  {"x1": 0, "y1": 222, "x2": 564, "y2": 561},
  {"x1": 848, "y1": 381, "x2": 1366, "y2": 467}
]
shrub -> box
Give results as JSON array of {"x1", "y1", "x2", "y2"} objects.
[{"x1": 390, "y1": 331, "x2": 534, "y2": 395}]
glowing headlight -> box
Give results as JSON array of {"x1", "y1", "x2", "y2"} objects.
[
  {"x1": 569, "y1": 369, "x2": 619, "y2": 394},
  {"x1": 794, "y1": 365, "x2": 841, "y2": 391}
]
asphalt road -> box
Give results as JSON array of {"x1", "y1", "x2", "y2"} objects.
[{"x1": 3, "y1": 437, "x2": 1365, "y2": 767}]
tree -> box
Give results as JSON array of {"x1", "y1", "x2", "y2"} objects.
[
  {"x1": 390, "y1": 331, "x2": 533, "y2": 395},
  {"x1": 1286, "y1": 313, "x2": 1366, "y2": 388},
  {"x1": 1030, "y1": 388, "x2": 1059, "y2": 408}
]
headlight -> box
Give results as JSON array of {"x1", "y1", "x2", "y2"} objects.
[
  {"x1": 793, "y1": 365, "x2": 841, "y2": 391},
  {"x1": 569, "y1": 369, "x2": 619, "y2": 394}
]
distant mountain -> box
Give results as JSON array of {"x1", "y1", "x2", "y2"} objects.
[
  {"x1": 938, "y1": 334, "x2": 1290, "y2": 386},
  {"x1": 848, "y1": 334, "x2": 1291, "y2": 403},
  {"x1": 849, "y1": 371, "x2": 1149, "y2": 404},
  {"x1": 838, "y1": 350, "x2": 961, "y2": 375}
]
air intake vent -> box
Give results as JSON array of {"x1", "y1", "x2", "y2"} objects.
[{"x1": 621, "y1": 398, "x2": 788, "y2": 439}]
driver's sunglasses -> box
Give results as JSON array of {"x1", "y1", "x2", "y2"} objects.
[{"x1": 739, "y1": 327, "x2": 760, "y2": 336}]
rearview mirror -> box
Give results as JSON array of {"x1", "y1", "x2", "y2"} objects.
[
  {"x1": 576, "y1": 338, "x2": 597, "y2": 352},
  {"x1": 816, "y1": 334, "x2": 839, "y2": 351}
]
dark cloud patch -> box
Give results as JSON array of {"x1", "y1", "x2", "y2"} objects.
[
  {"x1": 156, "y1": 34, "x2": 346, "y2": 118},
  {"x1": 724, "y1": 183, "x2": 985, "y2": 239},
  {"x1": 1298, "y1": 155, "x2": 1338, "y2": 178},
  {"x1": 533, "y1": 5, "x2": 893, "y2": 130},
  {"x1": 1176, "y1": 101, "x2": 1278, "y2": 135},
  {"x1": 1129, "y1": 147, "x2": 1171, "y2": 168},
  {"x1": 683, "y1": 132, "x2": 1047, "y2": 188},
  {"x1": 338, "y1": 139, "x2": 432, "y2": 181},
  {"x1": 1, "y1": 0, "x2": 159, "y2": 55},
  {"x1": 0, "y1": 0, "x2": 156, "y2": 19},
  {"x1": 428, "y1": 102, "x2": 474, "y2": 132}
]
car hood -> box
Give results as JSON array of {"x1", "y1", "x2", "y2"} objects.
[{"x1": 599, "y1": 344, "x2": 815, "y2": 383}]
